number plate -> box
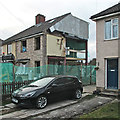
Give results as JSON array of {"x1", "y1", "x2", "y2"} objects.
[{"x1": 12, "y1": 98, "x2": 18, "y2": 103}]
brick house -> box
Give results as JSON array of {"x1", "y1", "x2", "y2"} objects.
[
  {"x1": 2, "y1": 13, "x2": 89, "y2": 68},
  {"x1": 90, "y1": 3, "x2": 120, "y2": 91}
]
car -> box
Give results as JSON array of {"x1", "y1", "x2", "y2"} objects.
[{"x1": 12, "y1": 75, "x2": 83, "y2": 109}]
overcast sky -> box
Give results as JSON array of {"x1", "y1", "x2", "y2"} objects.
[{"x1": 0, "y1": 0, "x2": 119, "y2": 61}]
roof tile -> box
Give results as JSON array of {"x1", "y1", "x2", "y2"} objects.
[{"x1": 90, "y1": 3, "x2": 120, "y2": 20}]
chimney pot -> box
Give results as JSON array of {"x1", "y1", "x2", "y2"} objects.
[{"x1": 35, "y1": 14, "x2": 45, "y2": 25}]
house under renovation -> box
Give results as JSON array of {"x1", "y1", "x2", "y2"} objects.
[{"x1": 2, "y1": 13, "x2": 89, "y2": 67}]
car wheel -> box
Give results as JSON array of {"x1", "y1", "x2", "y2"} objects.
[
  {"x1": 75, "y1": 89, "x2": 82, "y2": 99},
  {"x1": 37, "y1": 96, "x2": 47, "y2": 109}
]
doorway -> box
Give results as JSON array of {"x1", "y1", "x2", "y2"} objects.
[{"x1": 107, "y1": 58, "x2": 118, "y2": 89}]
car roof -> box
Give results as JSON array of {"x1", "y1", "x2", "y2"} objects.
[{"x1": 41, "y1": 75, "x2": 78, "y2": 79}]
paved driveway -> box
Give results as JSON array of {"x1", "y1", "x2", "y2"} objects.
[
  {"x1": 33, "y1": 96, "x2": 113, "y2": 119},
  {"x1": 83, "y1": 85, "x2": 96, "y2": 93},
  {"x1": 2, "y1": 95, "x2": 113, "y2": 119},
  {"x1": 3, "y1": 85, "x2": 113, "y2": 120}
]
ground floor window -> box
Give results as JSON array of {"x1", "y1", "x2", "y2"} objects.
[{"x1": 35, "y1": 61, "x2": 40, "y2": 73}]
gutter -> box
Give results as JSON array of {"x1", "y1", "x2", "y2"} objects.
[
  {"x1": 15, "y1": 32, "x2": 44, "y2": 41},
  {"x1": 91, "y1": 12, "x2": 120, "y2": 21},
  {"x1": 2, "y1": 32, "x2": 44, "y2": 45}
]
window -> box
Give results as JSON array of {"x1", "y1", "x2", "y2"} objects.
[
  {"x1": 54, "y1": 77, "x2": 74, "y2": 85},
  {"x1": 35, "y1": 37, "x2": 40, "y2": 50},
  {"x1": 54, "y1": 78, "x2": 65, "y2": 85},
  {"x1": 35, "y1": 61, "x2": 40, "y2": 73},
  {"x1": 105, "y1": 18, "x2": 118, "y2": 40},
  {"x1": 21, "y1": 40, "x2": 27, "y2": 52},
  {"x1": 7, "y1": 44, "x2": 12, "y2": 54},
  {"x1": 65, "y1": 77, "x2": 75, "y2": 83}
]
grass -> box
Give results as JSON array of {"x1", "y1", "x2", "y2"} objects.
[{"x1": 80, "y1": 101, "x2": 120, "y2": 119}]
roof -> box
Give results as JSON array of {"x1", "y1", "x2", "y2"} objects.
[
  {"x1": 40, "y1": 75, "x2": 78, "y2": 79},
  {"x1": 3, "y1": 13, "x2": 71, "y2": 45},
  {"x1": 90, "y1": 3, "x2": 120, "y2": 20}
]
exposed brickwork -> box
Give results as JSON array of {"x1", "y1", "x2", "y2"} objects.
[{"x1": 16, "y1": 33, "x2": 47, "y2": 67}]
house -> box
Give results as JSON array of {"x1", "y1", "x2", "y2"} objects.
[
  {"x1": 2, "y1": 13, "x2": 89, "y2": 68},
  {"x1": 89, "y1": 58, "x2": 96, "y2": 66},
  {"x1": 90, "y1": 3, "x2": 120, "y2": 91}
]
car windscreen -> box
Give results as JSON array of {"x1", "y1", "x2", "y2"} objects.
[{"x1": 28, "y1": 77, "x2": 55, "y2": 87}]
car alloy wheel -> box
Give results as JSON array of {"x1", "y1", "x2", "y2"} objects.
[
  {"x1": 37, "y1": 96, "x2": 47, "y2": 109},
  {"x1": 75, "y1": 89, "x2": 82, "y2": 99}
]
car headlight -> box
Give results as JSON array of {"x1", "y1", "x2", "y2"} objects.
[
  {"x1": 12, "y1": 89, "x2": 20, "y2": 96},
  {"x1": 20, "y1": 91, "x2": 36, "y2": 98}
]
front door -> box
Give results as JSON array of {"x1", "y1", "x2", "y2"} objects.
[{"x1": 107, "y1": 58, "x2": 118, "y2": 89}]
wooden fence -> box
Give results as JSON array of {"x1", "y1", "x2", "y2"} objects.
[{"x1": 2, "y1": 80, "x2": 34, "y2": 95}]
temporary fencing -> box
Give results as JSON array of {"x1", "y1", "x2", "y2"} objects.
[
  {"x1": 1, "y1": 63, "x2": 96, "y2": 95},
  {"x1": 0, "y1": 63, "x2": 96, "y2": 85}
]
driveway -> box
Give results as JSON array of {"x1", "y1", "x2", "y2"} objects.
[
  {"x1": 83, "y1": 85, "x2": 96, "y2": 93},
  {"x1": 1, "y1": 85, "x2": 114, "y2": 119},
  {"x1": 1, "y1": 96, "x2": 113, "y2": 119},
  {"x1": 32, "y1": 96, "x2": 113, "y2": 119}
]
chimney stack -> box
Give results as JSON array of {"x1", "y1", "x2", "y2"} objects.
[{"x1": 35, "y1": 14, "x2": 45, "y2": 25}]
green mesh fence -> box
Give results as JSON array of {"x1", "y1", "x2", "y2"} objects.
[
  {"x1": 0, "y1": 63, "x2": 13, "y2": 83},
  {"x1": 0, "y1": 63, "x2": 96, "y2": 85}
]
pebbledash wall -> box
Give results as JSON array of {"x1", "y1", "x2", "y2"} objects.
[
  {"x1": 96, "y1": 15, "x2": 120, "y2": 91},
  {"x1": 16, "y1": 33, "x2": 47, "y2": 67}
]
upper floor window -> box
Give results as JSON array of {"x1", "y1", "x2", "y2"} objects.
[
  {"x1": 7, "y1": 44, "x2": 12, "y2": 54},
  {"x1": 21, "y1": 40, "x2": 27, "y2": 52},
  {"x1": 105, "y1": 18, "x2": 118, "y2": 40},
  {"x1": 35, "y1": 37, "x2": 40, "y2": 50}
]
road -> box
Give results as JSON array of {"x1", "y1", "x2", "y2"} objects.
[{"x1": 1, "y1": 95, "x2": 113, "y2": 119}]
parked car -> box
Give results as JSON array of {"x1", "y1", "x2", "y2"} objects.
[{"x1": 12, "y1": 75, "x2": 83, "y2": 108}]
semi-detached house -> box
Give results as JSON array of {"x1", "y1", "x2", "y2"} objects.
[
  {"x1": 2, "y1": 13, "x2": 89, "y2": 68},
  {"x1": 90, "y1": 3, "x2": 120, "y2": 92}
]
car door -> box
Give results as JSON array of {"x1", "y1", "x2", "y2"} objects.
[
  {"x1": 46, "y1": 77, "x2": 67, "y2": 100},
  {"x1": 63, "y1": 77, "x2": 76, "y2": 96}
]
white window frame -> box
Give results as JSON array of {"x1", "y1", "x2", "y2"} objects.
[
  {"x1": 104, "y1": 18, "x2": 119, "y2": 40},
  {"x1": 8, "y1": 44, "x2": 12, "y2": 54}
]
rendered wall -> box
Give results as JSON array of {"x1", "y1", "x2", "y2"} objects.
[
  {"x1": 47, "y1": 34, "x2": 65, "y2": 57},
  {"x1": 50, "y1": 14, "x2": 89, "y2": 40},
  {"x1": 2, "y1": 42, "x2": 16, "y2": 58},
  {"x1": 96, "y1": 15, "x2": 120, "y2": 90},
  {"x1": 12, "y1": 42, "x2": 16, "y2": 58},
  {"x1": 2, "y1": 45, "x2": 7, "y2": 55}
]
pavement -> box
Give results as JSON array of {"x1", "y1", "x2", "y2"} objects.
[
  {"x1": 83, "y1": 85, "x2": 96, "y2": 93},
  {"x1": 0, "y1": 85, "x2": 115, "y2": 119}
]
